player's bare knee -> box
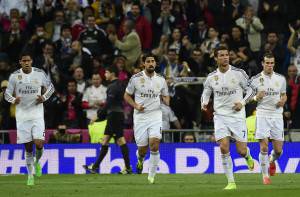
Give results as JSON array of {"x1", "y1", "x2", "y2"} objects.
[
  {"x1": 219, "y1": 143, "x2": 229, "y2": 154},
  {"x1": 149, "y1": 143, "x2": 159, "y2": 152},
  {"x1": 237, "y1": 148, "x2": 247, "y2": 157}
]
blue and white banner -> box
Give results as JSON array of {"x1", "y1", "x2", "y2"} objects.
[{"x1": 0, "y1": 143, "x2": 299, "y2": 174}]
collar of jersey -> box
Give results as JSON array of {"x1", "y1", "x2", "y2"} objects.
[
  {"x1": 20, "y1": 67, "x2": 34, "y2": 75},
  {"x1": 261, "y1": 71, "x2": 274, "y2": 79},
  {"x1": 217, "y1": 65, "x2": 231, "y2": 74},
  {"x1": 142, "y1": 70, "x2": 156, "y2": 78}
]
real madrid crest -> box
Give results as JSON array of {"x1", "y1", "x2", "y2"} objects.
[
  {"x1": 231, "y1": 78, "x2": 236, "y2": 84},
  {"x1": 259, "y1": 77, "x2": 264, "y2": 86},
  {"x1": 214, "y1": 75, "x2": 219, "y2": 85},
  {"x1": 140, "y1": 78, "x2": 145, "y2": 87},
  {"x1": 275, "y1": 81, "x2": 279, "y2": 87},
  {"x1": 17, "y1": 75, "x2": 22, "y2": 80}
]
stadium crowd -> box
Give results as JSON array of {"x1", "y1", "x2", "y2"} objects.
[{"x1": 1, "y1": 0, "x2": 300, "y2": 144}]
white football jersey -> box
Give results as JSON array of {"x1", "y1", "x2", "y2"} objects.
[
  {"x1": 5, "y1": 67, "x2": 54, "y2": 122},
  {"x1": 201, "y1": 65, "x2": 254, "y2": 119},
  {"x1": 126, "y1": 71, "x2": 169, "y2": 122},
  {"x1": 249, "y1": 72, "x2": 286, "y2": 118}
]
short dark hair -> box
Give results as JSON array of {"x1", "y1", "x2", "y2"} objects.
[
  {"x1": 61, "y1": 24, "x2": 71, "y2": 32},
  {"x1": 142, "y1": 53, "x2": 157, "y2": 62},
  {"x1": 106, "y1": 65, "x2": 119, "y2": 76},
  {"x1": 262, "y1": 52, "x2": 275, "y2": 61},
  {"x1": 67, "y1": 78, "x2": 77, "y2": 85},
  {"x1": 19, "y1": 51, "x2": 33, "y2": 59},
  {"x1": 214, "y1": 45, "x2": 229, "y2": 57}
]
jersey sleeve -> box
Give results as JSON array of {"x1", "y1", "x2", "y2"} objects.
[
  {"x1": 41, "y1": 71, "x2": 55, "y2": 101},
  {"x1": 161, "y1": 78, "x2": 169, "y2": 96},
  {"x1": 280, "y1": 77, "x2": 287, "y2": 94},
  {"x1": 4, "y1": 74, "x2": 17, "y2": 103},
  {"x1": 125, "y1": 77, "x2": 135, "y2": 95},
  {"x1": 201, "y1": 77, "x2": 212, "y2": 106},
  {"x1": 240, "y1": 71, "x2": 255, "y2": 104}
]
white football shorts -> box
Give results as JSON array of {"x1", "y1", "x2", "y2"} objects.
[
  {"x1": 16, "y1": 118, "x2": 45, "y2": 144},
  {"x1": 214, "y1": 115, "x2": 247, "y2": 142},
  {"x1": 134, "y1": 120, "x2": 162, "y2": 147},
  {"x1": 255, "y1": 116, "x2": 284, "y2": 141}
]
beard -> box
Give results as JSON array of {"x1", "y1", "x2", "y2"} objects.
[{"x1": 146, "y1": 67, "x2": 155, "y2": 73}]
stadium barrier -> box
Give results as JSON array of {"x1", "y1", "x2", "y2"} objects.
[{"x1": 0, "y1": 143, "x2": 299, "y2": 174}]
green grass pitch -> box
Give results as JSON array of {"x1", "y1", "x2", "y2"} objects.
[{"x1": 1, "y1": 174, "x2": 300, "y2": 197}]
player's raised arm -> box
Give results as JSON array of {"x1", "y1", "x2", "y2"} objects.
[
  {"x1": 4, "y1": 74, "x2": 19, "y2": 104},
  {"x1": 201, "y1": 78, "x2": 212, "y2": 111}
]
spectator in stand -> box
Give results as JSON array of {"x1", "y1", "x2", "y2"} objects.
[
  {"x1": 236, "y1": 5, "x2": 264, "y2": 57},
  {"x1": 91, "y1": 0, "x2": 116, "y2": 27},
  {"x1": 189, "y1": 19, "x2": 208, "y2": 46},
  {"x1": 59, "y1": 79, "x2": 85, "y2": 128},
  {"x1": 1, "y1": 17, "x2": 27, "y2": 64},
  {"x1": 186, "y1": 48, "x2": 207, "y2": 77},
  {"x1": 180, "y1": 35, "x2": 195, "y2": 62},
  {"x1": 286, "y1": 65, "x2": 300, "y2": 129},
  {"x1": 72, "y1": 67, "x2": 87, "y2": 94},
  {"x1": 228, "y1": 25, "x2": 254, "y2": 74},
  {"x1": 82, "y1": 73, "x2": 107, "y2": 123},
  {"x1": 24, "y1": 24, "x2": 49, "y2": 57},
  {"x1": 126, "y1": 2, "x2": 152, "y2": 51},
  {"x1": 91, "y1": 56, "x2": 106, "y2": 80},
  {"x1": 200, "y1": 27, "x2": 220, "y2": 71},
  {"x1": 152, "y1": 34, "x2": 169, "y2": 58},
  {"x1": 54, "y1": 24, "x2": 73, "y2": 61},
  {"x1": 45, "y1": 9, "x2": 65, "y2": 42},
  {"x1": 108, "y1": 19, "x2": 141, "y2": 73},
  {"x1": 171, "y1": 1, "x2": 188, "y2": 32},
  {"x1": 0, "y1": 80, "x2": 13, "y2": 132},
  {"x1": 1, "y1": 8, "x2": 27, "y2": 32},
  {"x1": 0, "y1": 53, "x2": 11, "y2": 82},
  {"x1": 259, "y1": 32, "x2": 285, "y2": 74},
  {"x1": 224, "y1": 0, "x2": 246, "y2": 32},
  {"x1": 78, "y1": 15, "x2": 111, "y2": 57},
  {"x1": 31, "y1": 0, "x2": 56, "y2": 25},
  {"x1": 49, "y1": 123, "x2": 81, "y2": 143},
  {"x1": 64, "y1": 0, "x2": 83, "y2": 26},
  {"x1": 155, "y1": 0, "x2": 176, "y2": 43},
  {"x1": 113, "y1": 56, "x2": 129, "y2": 82},
  {"x1": 287, "y1": 23, "x2": 300, "y2": 72},
  {"x1": 159, "y1": 48, "x2": 183, "y2": 78},
  {"x1": 34, "y1": 41, "x2": 62, "y2": 91},
  {"x1": 0, "y1": 0, "x2": 29, "y2": 18},
  {"x1": 168, "y1": 28, "x2": 182, "y2": 54},
  {"x1": 63, "y1": 40, "x2": 93, "y2": 78},
  {"x1": 182, "y1": 132, "x2": 196, "y2": 143},
  {"x1": 257, "y1": 0, "x2": 286, "y2": 36}
]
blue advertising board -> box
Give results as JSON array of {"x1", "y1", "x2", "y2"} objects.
[{"x1": 0, "y1": 143, "x2": 299, "y2": 174}]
